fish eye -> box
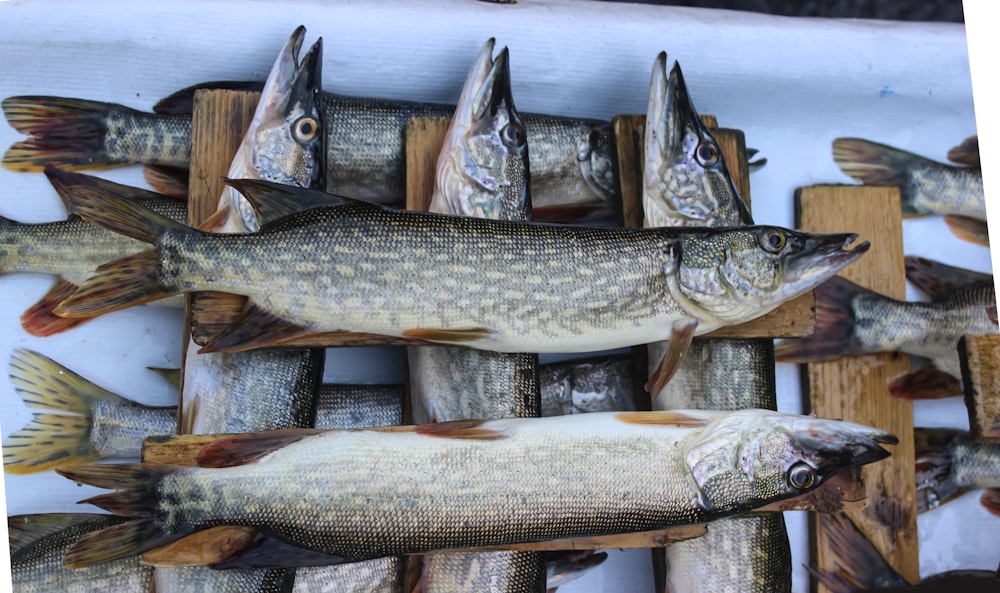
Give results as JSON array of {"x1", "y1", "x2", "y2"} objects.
[
  {"x1": 501, "y1": 123, "x2": 526, "y2": 148},
  {"x1": 787, "y1": 463, "x2": 816, "y2": 491},
  {"x1": 695, "y1": 140, "x2": 719, "y2": 166},
  {"x1": 293, "y1": 117, "x2": 319, "y2": 144},
  {"x1": 759, "y1": 229, "x2": 786, "y2": 253}
]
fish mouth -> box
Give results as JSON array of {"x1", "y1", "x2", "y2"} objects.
[
  {"x1": 793, "y1": 418, "x2": 898, "y2": 480},
  {"x1": 784, "y1": 232, "x2": 871, "y2": 284},
  {"x1": 456, "y1": 38, "x2": 515, "y2": 124},
  {"x1": 257, "y1": 27, "x2": 323, "y2": 125}
]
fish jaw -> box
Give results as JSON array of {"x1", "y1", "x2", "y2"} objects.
[
  {"x1": 685, "y1": 409, "x2": 895, "y2": 512},
  {"x1": 673, "y1": 228, "x2": 870, "y2": 326},
  {"x1": 218, "y1": 27, "x2": 324, "y2": 233},
  {"x1": 431, "y1": 39, "x2": 530, "y2": 221},
  {"x1": 643, "y1": 57, "x2": 750, "y2": 228}
]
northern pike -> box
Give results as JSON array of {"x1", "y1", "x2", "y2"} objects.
[
  {"x1": 833, "y1": 137, "x2": 988, "y2": 246},
  {"x1": 2, "y1": 348, "x2": 176, "y2": 475},
  {"x1": 8, "y1": 513, "x2": 154, "y2": 593},
  {"x1": 48, "y1": 171, "x2": 869, "y2": 370},
  {"x1": 56, "y1": 409, "x2": 897, "y2": 568},
  {"x1": 538, "y1": 355, "x2": 637, "y2": 417},
  {"x1": 642, "y1": 54, "x2": 791, "y2": 593},
  {"x1": 774, "y1": 276, "x2": 998, "y2": 400},
  {"x1": 914, "y1": 428, "x2": 1000, "y2": 516},
  {"x1": 811, "y1": 512, "x2": 1000, "y2": 592},
  {"x1": 312, "y1": 383, "x2": 404, "y2": 430},
  {"x1": 408, "y1": 39, "x2": 545, "y2": 593}
]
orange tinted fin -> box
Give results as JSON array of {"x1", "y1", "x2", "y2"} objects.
[
  {"x1": 414, "y1": 419, "x2": 509, "y2": 440},
  {"x1": 64, "y1": 517, "x2": 185, "y2": 569},
  {"x1": 401, "y1": 327, "x2": 495, "y2": 343},
  {"x1": 888, "y1": 366, "x2": 963, "y2": 400},
  {"x1": 775, "y1": 276, "x2": 869, "y2": 362},
  {"x1": 144, "y1": 164, "x2": 189, "y2": 199},
  {"x1": 616, "y1": 411, "x2": 708, "y2": 427},
  {"x1": 197, "y1": 303, "x2": 314, "y2": 353},
  {"x1": 20, "y1": 278, "x2": 90, "y2": 336},
  {"x1": 143, "y1": 525, "x2": 259, "y2": 566},
  {"x1": 154, "y1": 81, "x2": 265, "y2": 114},
  {"x1": 981, "y1": 489, "x2": 1000, "y2": 517},
  {"x1": 196, "y1": 204, "x2": 232, "y2": 232},
  {"x1": 947, "y1": 135, "x2": 980, "y2": 168},
  {"x1": 195, "y1": 429, "x2": 326, "y2": 468},
  {"x1": 945, "y1": 214, "x2": 990, "y2": 247},
  {"x1": 989, "y1": 306, "x2": 998, "y2": 325},
  {"x1": 53, "y1": 250, "x2": 176, "y2": 318},
  {"x1": 646, "y1": 318, "x2": 698, "y2": 399}
]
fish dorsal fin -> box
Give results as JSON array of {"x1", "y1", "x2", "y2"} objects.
[
  {"x1": 143, "y1": 525, "x2": 260, "y2": 566},
  {"x1": 154, "y1": 81, "x2": 266, "y2": 114},
  {"x1": 615, "y1": 411, "x2": 708, "y2": 427},
  {"x1": 947, "y1": 135, "x2": 980, "y2": 168},
  {"x1": 402, "y1": 327, "x2": 496, "y2": 343},
  {"x1": 198, "y1": 302, "x2": 313, "y2": 353},
  {"x1": 7, "y1": 513, "x2": 103, "y2": 553},
  {"x1": 223, "y1": 178, "x2": 356, "y2": 227},
  {"x1": 19, "y1": 277, "x2": 90, "y2": 337},
  {"x1": 196, "y1": 428, "x2": 326, "y2": 468},
  {"x1": 144, "y1": 165, "x2": 190, "y2": 198},
  {"x1": 414, "y1": 419, "x2": 508, "y2": 440},
  {"x1": 210, "y1": 531, "x2": 347, "y2": 569},
  {"x1": 888, "y1": 365, "x2": 963, "y2": 400},
  {"x1": 903, "y1": 255, "x2": 993, "y2": 300}
]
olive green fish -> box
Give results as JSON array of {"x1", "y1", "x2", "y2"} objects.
[
  {"x1": 49, "y1": 172, "x2": 868, "y2": 372},
  {"x1": 8, "y1": 513, "x2": 155, "y2": 593},
  {"x1": 914, "y1": 428, "x2": 1000, "y2": 516},
  {"x1": 2, "y1": 348, "x2": 176, "y2": 475},
  {"x1": 56, "y1": 409, "x2": 897, "y2": 568}
]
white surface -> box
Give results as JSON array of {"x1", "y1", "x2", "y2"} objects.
[{"x1": 0, "y1": 1, "x2": 994, "y2": 591}]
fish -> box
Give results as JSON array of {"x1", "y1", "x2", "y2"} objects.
[
  {"x1": 538, "y1": 355, "x2": 637, "y2": 417},
  {"x1": 409, "y1": 39, "x2": 545, "y2": 593},
  {"x1": 642, "y1": 54, "x2": 790, "y2": 593},
  {"x1": 312, "y1": 383, "x2": 405, "y2": 430},
  {"x1": 810, "y1": 512, "x2": 1000, "y2": 592},
  {"x1": 55, "y1": 409, "x2": 898, "y2": 568},
  {"x1": 774, "y1": 276, "x2": 999, "y2": 400},
  {"x1": 0, "y1": 176, "x2": 186, "y2": 336},
  {"x1": 542, "y1": 551, "x2": 608, "y2": 592},
  {"x1": 832, "y1": 137, "x2": 987, "y2": 245},
  {"x1": 49, "y1": 172, "x2": 869, "y2": 373},
  {"x1": 947, "y1": 135, "x2": 979, "y2": 168},
  {"x1": 904, "y1": 255, "x2": 993, "y2": 301},
  {"x1": 4, "y1": 85, "x2": 617, "y2": 223},
  {"x1": 2, "y1": 348, "x2": 176, "y2": 475},
  {"x1": 8, "y1": 513, "x2": 155, "y2": 593},
  {"x1": 914, "y1": 428, "x2": 1000, "y2": 516}
]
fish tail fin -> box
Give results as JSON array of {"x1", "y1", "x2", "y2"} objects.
[
  {"x1": 774, "y1": 276, "x2": 867, "y2": 362},
  {"x1": 44, "y1": 167, "x2": 186, "y2": 243},
  {"x1": 53, "y1": 249, "x2": 176, "y2": 318},
  {"x1": 2, "y1": 96, "x2": 138, "y2": 172},
  {"x1": 832, "y1": 138, "x2": 927, "y2": 215},
  {"x1": 888, "y1": 366, "x2": 963, "y2": 400},
  {"x1": 944, "y1": 214, "x2": 990, "y2": 247},
  {"x1": 2, "y1": 348, "x2": 128, "y2": 474}
]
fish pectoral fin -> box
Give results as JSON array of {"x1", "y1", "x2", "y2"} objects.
[
  {"x1": 144, "y1": 165, "x2": 190, "y2": 199},
  {"x1": 20, "y1": 277, "x2": 90, "y2": 337},
  {"x1": 195, "y1": 428, "x2": 327, "y2": 468},
  {"x1": 981, "y1": 489, "x2": 1000, "y2": 517},
  {"x1": 143, "y1": 525, "x2": 259, "y2": 567},
  {"x1": 196, "y1": 203, "x2": 233, "y2": 232},
  {"x1": 888, "y1": 366, "x2": 963, "y2": 400},
  {"x1": 198, "y1": 303, "x2": 313, "y2": 353},
  {"x1": 615, "y1": 411, "x2": 708, "y2": 427},
  {"x1": 645, "y1": 318, "x2": 699, "y2": 400},
  {"x1": 402, "y1": 326, "x2": 495, "y2": 343},
  {"x1": 944, "y1": 214, "x2": 990, "y2": 247},
  {"x1": 414, "y1": 419, "x2": 509, "y2": 440}
]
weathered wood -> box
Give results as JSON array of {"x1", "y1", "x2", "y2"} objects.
[
  {"x1": 796, "y1": 185, "x2": 919, "y2": 589},
  {"x1": 960, "y1": 333, "x2": 1000, "y2": 440},
  {"x1": 405, "y1": 117, "x2": 450, "y2": 212}
]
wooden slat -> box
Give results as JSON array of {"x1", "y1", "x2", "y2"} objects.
[
  {"x1": 796, "y1": 185, "x2": 919, "y2": 589},
  {"x1": 405, "y1": 117, "x2": 450, "y2": 212},
  {"x1": 960, "y1": 334, "x2": 1000, "y2": 440}
]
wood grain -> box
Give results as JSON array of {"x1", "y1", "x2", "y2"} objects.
[
  {"x1": 405, "y1": 117, "x2": 449, "y2": 212},
  {"x1": 796, "y1": 184, "x2": 919, "y2": 589},
  {"x1": 960, "y1": 334, "x2": 1000, "y2": 440}
]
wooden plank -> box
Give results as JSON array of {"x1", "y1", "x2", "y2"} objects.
[
  {"x1": 960, "y1": 334, "x2": 1000, "y2": 440},
  {"x1": 796, "y1": 185, "x2": 919, "y2": 589},
  {"x1": 405, "y1": 117, "x2": 449, "y2": 212}
]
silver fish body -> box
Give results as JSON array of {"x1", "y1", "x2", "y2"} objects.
[
  {"x1": 59, "y1": 410, "x2": 896, "y2": 567},
  {"x1": 418, "y1": 552, "x2": 545, "y2": 593},
  {"x1": 154, "y1": 566, "x2": 294, "y2": 593},
  {"x1": 9, "y1": 513, "x2": 154, "y2": 593},
  {"x1": 313, "y1": 383, "x2": 404, "y2": 430}
]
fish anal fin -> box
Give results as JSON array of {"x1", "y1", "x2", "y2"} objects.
[
  {"x1": 402, "y1": 327, "x2": 495, "y2": 343},
  {"x1": 944, "y1": 214, "x2": 990, "y2": 247},
  {"x1": 414, "y1": 419, "x2": 508, "y2": 440},
  {"x1": 195, "y1": 428, "x2": 326, "y2": 468},
  {"x1": 209, "y1": 531, "x2": 347, "y2": 569},
  {"x1": 20, "y1": 278, "x2": 89, "y2": 336},
  {"x1": 197, "y1": 303, "x2": 313, "y2": 353},
  {"x1": 143, "y1": 525, "x2": 259, "y2": 566},
  {"x1": 888, "y1": 366, "x2": 963, "y2": 400},
  {"x1": 64, "y1": 517, "x2": 182, "y2": 569},
  {"x1": 646, "y1": 318, "x2": 698, "y2": 399},
  {"x1": 154, "y1": 81, "x2": 266, "y2": 114},
  {"x1": 615, "y1": 411, "x2": 708, "y2": 427},
  {"x1": 144, "y1": 165, "x2": 190, "y2": 199},
  {"x1": 53, "y1": 250, "x2": 173, "y2": 318}
]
